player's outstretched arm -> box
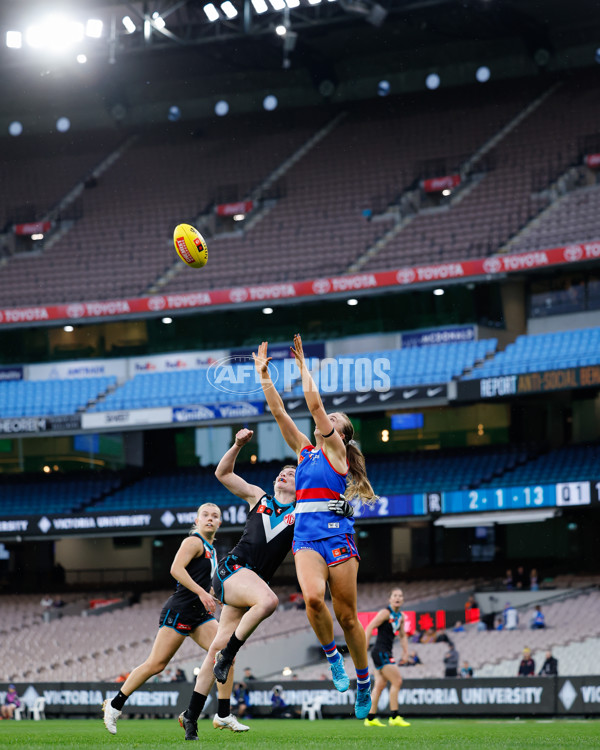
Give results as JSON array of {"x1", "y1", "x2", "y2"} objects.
[
  {"x1": 364, "y1": 607, "x2": 389, "y2": 643},
  {"x1": 290, "y1": 333, "x2": 346, "y2": 464},
  {"x1": 253, "y1": 341, "x2": 310, "y2": 455},
  {"x1": 215, "y1": 428, "x2": 265, "y2": 508},
  {"x1": 170, "y1": 536, "x2": 218, "y2": 613}
]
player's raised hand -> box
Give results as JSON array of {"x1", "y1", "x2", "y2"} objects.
[
  {"x1": 290, "y1": 333, "x2": 306, "y2": 368},
  {"x1": 252, "y1": 341, "x2": 272, "y2": 378},
  {"x1": 235, "y1": 428, "x2": 254, "y2": 447}
]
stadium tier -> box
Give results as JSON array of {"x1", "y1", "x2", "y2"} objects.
[
  {"x1": 89, "y1": 338, "x2": 496, "y2": 411},
  {"x1": 464, "y1": 326, "x2": 600, "y2": 379},
  {"x1": 1, "y1": 74, "x2": 600, "y2": 305},
  {"x1": 0, "y1": 474, "x2": 121, "y2": 517},
  {"x1": 0, "y1": 377, "x2": 116, "y2": 417}
]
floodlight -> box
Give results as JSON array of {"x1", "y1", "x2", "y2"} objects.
[
  {"x1": 122, "y1": 16, "x2": 136, "y2": 33},
  {"x1": 251, "y1": 0, "x2": 269, "y2": 12},
  {"x1": 285, "y1": 0, "x2": 300, "y2": 6},
  {"x1": 426, "y1": 73, "x2": 440, "y2": 90},
  {"x1": 77, "y1": 54, "x2": 87, "y2": 63},
  {"x1": 152, "y1": 12, "x2": 166, "y2": 29},
  {"x1": 263, "y1": 95, "x2": 278, "y2": 111},
  {"x1": 168, "y1": 105, "x2": 181, "y2": 121},
  {"x1": 8, "y1": 121, "x2": 23, "y2": 136},
  {"x1": 6, "y1": 31, "x2": 22, "y2": 49},
  {"x1": 269, "y1": 0, "x2": 286, "y2": 10},
  {"x1": 221, "y1": 1, "x2": 238, "y2": 18},
  {"x1": 26, "y1": 17, "x2": 84, "y2": 51},
  {"x1": 275, "y1": 24, "x2": 287, "y2": 35},
  {"x1": 56, "y1": 117, "x2": 71, "y2": 133},
  {"x1": 433, "y1": 288, "x2": 444, "y2": 296},
  {"x1": 204, "y1": 4, "x2": 220, "y2": 21},
  {"x1": 377, "y1": 80, "x2": 390, "y2": 96},
  {"x1": 86, "y1": 19, "x2": 103, "y2": 38},
  {"x1": 215, "y1": 100, "x2": 229, "y2": 116},
  {"x1": 308, "y1": 0, "x2": 322, "y2": 4},
  {"x1": 476, "y1": 65, "x2": 490, "y2": 83}
]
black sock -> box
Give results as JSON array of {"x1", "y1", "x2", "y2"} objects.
[
  {"x1": 391, "y1": 710, "x2": 398, "y2": 719},
  {"x1": 367, "y1": 712, "x2": 376, "y2": 720},
  {"x1": 221, "y1": 632, "x2": 245, "y2": 660},
  {"x1": 218, "y1": 698, "x2": 230, "y2": 718},
  {"x1": 186, "y1": 691, "x2": 207, "y2": 722},
  {"x1": 111, "y1": 690, "x2": 128, "y2": 711}
]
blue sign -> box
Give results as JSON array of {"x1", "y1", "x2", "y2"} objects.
[
  {"x1": 402, "y1": 326, "x2": 475, "y2": 348},
  {"x1": 391, "y1": 413, "x2": 424, "y2": 430},
  {"x1": 172, "y1": 402, "x2": 264, "y2": 423},
  {"x1": 443, "y1": 484, "x2": 557, "y2": 514},
  {"x1": 232, "y1": 342, "x2": 325, "y2": 361},
  {"x1": 352, "y1": 493, "x2": 426, "y2": 519},
  {"x1": 0, "y1": 367, "x2": 23, "y2": 381}
]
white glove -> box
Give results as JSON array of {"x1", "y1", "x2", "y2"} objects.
[{"x1": 328, "y1": 494, "x2": 354, "y2": 518}]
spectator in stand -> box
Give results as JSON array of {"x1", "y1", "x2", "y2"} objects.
[
  {"x1": 539, "y1": 650, "x2": 558, "y2": 676},
  {"x1": 161, "y1": 668, "x2": 175, "y2": 683},
  {"x1": 419, "y1": 627, "x2": 437, "y2": 644},
  {"x1": 243, "y1": 667, "x2": 256, "y2": 681},
  {"x1": 465, "y1": 594, "x2": 479, "y2": 611},
  {"x1": 514, "y1": 566, "x2": 529, "y2": 590},
  {"x1": 174, "y1": 668, "x2": 187, "y2": 682},
  {"x1": 40, "y1": 594, "x2": 54, "y2": 609},
  {"x1": 460, "y1": 661, "x2": 474, "y2": 678},
  {"x1": 443, "y1": 643, "x2": 459, "y2": 678},
  {"x1": 400, "y1": 651, "x2": 421, "y2": 667},
  {"x1": 452, "y1": 620, "x2": 465, "y2": 633},
  {"x1": 1, "y1": 685, "x2": 21, "y2": 719},
  {"x1": 503, "y1": 602, "x2": 519, "y2": 630},
  {"x1": 530, "y1": 605, "x2": 546, "y2": 629},
  {"x1": 529, "y1": 569, "x2": 540, "y2": 591},
  {"x1": 518, "y1": 648, "x2": 535, "y2": 676},
  {"x1": 270, "y1": 687, "x2": 299, "y2": 718},
  {"x1": 503, "y1": 569, "x2": 514, "y2": 590},
  {"x1": 232, "y1": 681, "x2": 250, "y2": 718}
]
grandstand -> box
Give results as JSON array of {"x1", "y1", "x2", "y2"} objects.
[{"x1": 0, "y1": 0, "x2": 599, "y2": 724}]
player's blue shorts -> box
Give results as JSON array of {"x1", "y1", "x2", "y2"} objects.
[{"x1": 292, "y1": 533, "x2": 359, "y2": 567}]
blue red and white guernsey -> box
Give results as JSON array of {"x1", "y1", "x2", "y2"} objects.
[{"x1": 294, "y1": 444, "x2": 352, "y2": 541}]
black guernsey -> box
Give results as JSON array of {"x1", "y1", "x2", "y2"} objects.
[
  {"x1": 373, "y1": 606, "x2": 404, "y2": 653},
  {"x1": 228, "y1": 494, "x2": 295, "y2": 583},
  {"x1": 168, "y1": 533, "x2": 216, "y2": 609}
]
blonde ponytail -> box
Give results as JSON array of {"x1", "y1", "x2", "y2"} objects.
[{"x1": 334, "y1": 412, "x2": 378, "y2": 506}]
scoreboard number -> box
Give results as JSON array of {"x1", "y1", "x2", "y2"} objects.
[{"x1": 555, "y1": 482, "x2": 590, "y2": 506}]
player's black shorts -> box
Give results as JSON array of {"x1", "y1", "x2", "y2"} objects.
[
  {"x1": 371, "y1": 648, "x2": 396, "y2": 670},
  {"x1": 212, "y1": 554, "x2": 258, "y2": 604},
  {"x1": 158, "y1": 604, "x2": 215, "y2": 636}
]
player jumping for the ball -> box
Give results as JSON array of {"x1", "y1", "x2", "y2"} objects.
[
  {"x1": 254, "y1": 335, "x2": 377, "y2": 720},
  {"x1": 178, "y1": 428, "x2": 297, "y2": 741}
]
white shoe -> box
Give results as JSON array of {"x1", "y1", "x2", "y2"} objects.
[
  {"x1": 102, "y1": 699, "x2": 121, "y2": 735},
  {"x1": 212, "y1": 713, "x2": 250, "y2": 732}
]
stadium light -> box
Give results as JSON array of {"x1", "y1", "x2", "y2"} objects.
[
  {"x1": 251, "y1": 0, "x2": 269, "y2": 12},
  {"x1": 233, "y1": 214, "x2": 245, "y2": 221},
  {"x1": 215, "y1": 100, "x2": 229, "y2": 116},
  {"x1": 77, "y1": 53, "x2": 87, "y2": 64},
  {"x1": 434, "y1": 509, "x2": 558, "y2": 527},
  {"x1": 204, "y1": 4, "x2": 220, "y2": 21},
  {"x1": 275, "y1": 24, "x2": 287, "y2": 36},
  {"x1": 285, "y1": 0, "x2": 301, "y2": 7},
  {"x1": 162, "y1": 317, "x2": 173, "y2": 324},
  {"x1": 85, "y1": 19, "x2": 103, "y2": 38},
  {"x1": 221, "y1": 1, "x2": 238, "y2": 18},
  {"x1": 268, "y1": 0, "x2": 287, "y2": 10},
  {"x1": 63, "y1": 325, "x2": 74, "y2": 332},
  {"x1": 25, "y1": 16, "x2": 84, "y2": 51},
  {"x1": 152, "y1": 12, "x2": 166, "y2": 29},
  {"x1": 308, "y1": 0, "x2": 322, "y2": 4},
  {"x1": 433, "y1": 288, "x2": 444, "y2": 296},
  {"x1": 122, "y1": 16, "x2": 136, "y2": 33},
  {"x1": 476, "y1": 65, "x2": 491, "y2": 83},
  {"x1": 8, "y1": 121, "x2": 23, "y2": 136},
  {"x1": 378, "y1": 80, "x2": 390, "y2": 96},
  {"x1": 31, "y1": 234, "x2": 44, "y2": 241},
  {"x1": 347, "y1": 298, "x2": 358, "y2": 306},
  {"x1": 56, "y1": 117, "x2": 71, "y2": 133},
  {"x1": 6, "y1": 31, "x2": 22, "y2": 49},
  {"x1": 425, "y1": 73, "x2": 440, "y2": 90},
  {"x1": 262, "y1": 307, "x2": 274, "y2": 314},
  {"x1": 442, "y1": 189, "x2": 451, "y2": 196},
  {"x1": 263, "y1": 94, "x2": 278, "y2": 111}
]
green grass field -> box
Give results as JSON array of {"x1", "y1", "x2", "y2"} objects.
[{"x1": 1, "y1": 718, "x2": 600, "y2": 750}]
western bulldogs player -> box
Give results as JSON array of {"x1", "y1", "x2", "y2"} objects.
[
  {"x1": 179, "y1": 428, "x2": 296, "y2": 741},
  {"x1": 363, "y1": 588, "x2": 411, "y2": 728},
  {"x1": 103, "y1": 503, "x2": 231, "y2": 734},
  {"x1": 254, "y1": 335, "x2": 377, "y2": 720}
]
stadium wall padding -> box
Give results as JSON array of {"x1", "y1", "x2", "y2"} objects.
[{"x1": 2, "y1": 677, "x2": 600, "y2": 717}]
